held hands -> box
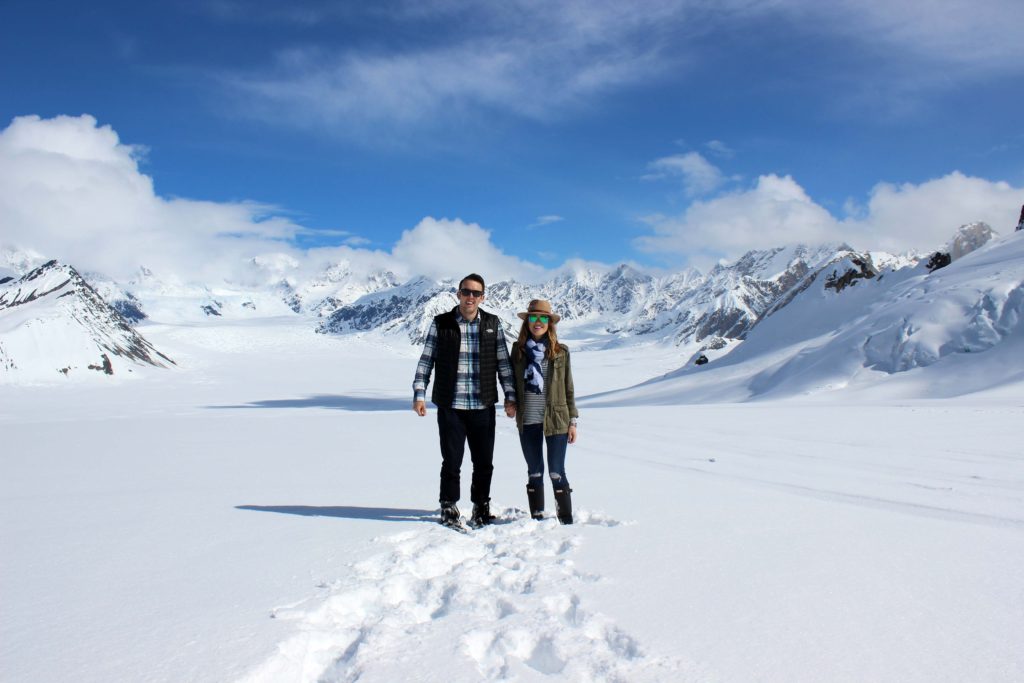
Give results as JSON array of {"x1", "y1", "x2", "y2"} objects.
[
  {"x1": 413, "y1": 400, "x2": 427, "y2": 416},
  {"x1": 568, "y1": 424, "x2": 578, "y2": 444},
  {"x1": 504, "y1": 400, "x2": 516, "y2": 418}
]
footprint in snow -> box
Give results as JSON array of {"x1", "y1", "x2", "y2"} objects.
[{"x1": 239, "y1": 507, "x2": 681, "y2": 683}]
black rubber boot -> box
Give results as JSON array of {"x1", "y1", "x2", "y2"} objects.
[
  {"x1": 553, "y1": 487, "x2": 573, "y2": 525},
  {"x1": 440, "y1": 501, "x2": 461, "y2": 526},
  {"x1": 526, "y1": 483, "x2": 544, "y2": 520},
  {"x1": 471, "y1": 500, "x2": 495, "y2": 527}
]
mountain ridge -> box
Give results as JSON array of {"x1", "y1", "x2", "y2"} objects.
[{"x1": 0, "y1": 260, "x2": 174, "y2": 382}]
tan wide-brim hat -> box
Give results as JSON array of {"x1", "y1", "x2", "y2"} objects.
[{"x1": 517, "y1": 299, "x2": 561, "y2": 324}]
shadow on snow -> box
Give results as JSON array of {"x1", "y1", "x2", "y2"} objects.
[
  {"x1": 236, "y1": 504, "x2": 436, "y2": 522},
  {"x1": 208, "y1": 395, "x2": 408, "y2": 411}
]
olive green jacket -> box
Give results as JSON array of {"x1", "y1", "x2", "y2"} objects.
[{"x1": 511, "y1": 342, "x2": 579, "y2": 436}]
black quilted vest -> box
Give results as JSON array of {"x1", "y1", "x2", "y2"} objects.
[{"x1": 431, "y1": 307, "x2": 500, "y2": 407}]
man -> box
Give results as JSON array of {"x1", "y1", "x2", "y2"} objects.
[{"x1": 413, "y1": 273, "x2": 517, "y2": 527}]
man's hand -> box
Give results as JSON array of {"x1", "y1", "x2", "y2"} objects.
[
  {"x1": 504, "y1": 400, "x2": 516, "y2": 418},
  {"x1": 413, "y1": 400, "x2": 427, "y2": 416},
  {"x1": 568, "y1": 424, "x2": 578, "y2": 444}
]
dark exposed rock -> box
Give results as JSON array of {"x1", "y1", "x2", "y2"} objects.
[
  {"x1": 926, "y1": 252, "x2": 952, "y2": 272},
  {"x1": 824, "y1": 257, "x2": 878, "y2": 292},
  {"x1": 695, "y1": 354, "x2": 709, "y2": 365},
  {"x1": 88, "y1": 354, "x2": 114, "y2": 375},
  {"x1": 202, "y1": 302, "x2": 223, "y2": 316}
]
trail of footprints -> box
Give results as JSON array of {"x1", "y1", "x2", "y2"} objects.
[{"x1": 241, "y1": 509, "x2": 680, "y2": 682}]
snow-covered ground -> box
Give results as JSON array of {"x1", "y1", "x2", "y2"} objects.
[{"x1": 1, "y1": 318, "x2": 1022, "y2": 682}]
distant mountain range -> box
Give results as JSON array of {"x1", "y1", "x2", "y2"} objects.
[
  {"x1": 2, "y1": 222, "x2": 1018, "y2": 392},
  {"x1": 314, "y1": 242, "x2": 915, "y2": 350}
]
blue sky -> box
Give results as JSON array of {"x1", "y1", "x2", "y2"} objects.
[{"x1": 1, "y1": 0, "x2": 1022, "y2": 280}]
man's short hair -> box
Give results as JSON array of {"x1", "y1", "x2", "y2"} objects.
[{"x1": 459, "y1": 273, "x2": 485, "y2": 292}]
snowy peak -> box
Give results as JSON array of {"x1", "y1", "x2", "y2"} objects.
[
  {"x1": 712, "y1": 243, "x2": 848, "y2": 281},
  {"x1": 927, "y1": 222, "x2": 997, "y2": 272},
  {"x1": 946, "y1": 222, "x2": 996, "y2": 260},
  {"x1": 0, "y1": 260, "x2": 174, "y2": 382},
  {"x1": 821, "y1": 253, "x2": 879, "y2": 293},
  {"x1": 1, "y1": 260, "x2": 92, "y2": 308}
]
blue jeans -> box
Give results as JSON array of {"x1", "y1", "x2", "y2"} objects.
[{"x1": 519, "y1": 423, "x2": 569, "y2": 489}]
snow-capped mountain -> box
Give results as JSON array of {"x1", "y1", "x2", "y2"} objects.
[
  {"x1": 0, "y1": 260, "x2": 174, "y2": 382},
  {"x1": 587, "y1": 227, "x2": 1024, "y2": 403},
  {"x1": 7, "y1": 220, "x2": 1020, "y2": 394},
  {"x1": 277, "y1": 260, "x2": 402, "y2": 317},
  {"x1": 317, "y1": 242, "x2": 867, "y2": 347}
]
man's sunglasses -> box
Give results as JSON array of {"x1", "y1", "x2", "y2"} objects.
[
  {"x1": 459, "y1": 288, "x2": 484, "y2": 298},
  {"x1": 528, "y1": 314, "x2": 550, "y2": 324}
]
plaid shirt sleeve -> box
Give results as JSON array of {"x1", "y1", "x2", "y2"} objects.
[
  {"x1": 496, "y1": 325, "x2": 516, "y2": 403},
  {"x1": 413, "y1": 320, "x2": 439, "y2": 402}
]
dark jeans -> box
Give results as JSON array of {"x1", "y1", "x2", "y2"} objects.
[
  {"x1": 437, "y1": 406, "x2": 496, "y2": 505},
  {"x1": 519, "y1": 423, "x2": 569, "y2": 489}
]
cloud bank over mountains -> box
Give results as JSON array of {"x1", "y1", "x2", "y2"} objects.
[
  {"x1": 1, "y1": 114, "x2": 1020, "y2": 283},
  {"x1": 638, "y1": 157, "x2": 1022, "y2": 268}
]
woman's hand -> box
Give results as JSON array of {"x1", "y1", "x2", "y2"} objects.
[{"x1": 568, "y1": 424, "x2": 577, "y2": 444}]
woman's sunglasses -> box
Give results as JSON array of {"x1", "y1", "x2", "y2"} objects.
[{"x1": 528, "y1": 314, "x2": 550, "y2": 324}]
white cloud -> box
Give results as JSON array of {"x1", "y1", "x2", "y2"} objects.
[
  {"x1": 635, "y1": 175, "x2": 839, "y2": 265},
  {"x1": 0, "y1": 114, "x2": 546, "y2": 285},
  {"x1": 804, "y1": 0, "x2": 1024, "y2": 74},
  {"x1": 635, "y1": 170, "x2": 1024, "y2": 266},
  {"x1": 224, "y1": 1, "x2": 692, "y2": 133},
  {"x1": 0, "y1": 114, "x2": 304, "y2": 282},
  {"x1": 644, "y1": 152, "x2": 727, "y2": 197},
  {"x1": 529, "y1": 215, "x2": 564, "y2": 228},
  {"x1": 390, "y1": 217, "x2": 546, "y2": 283},
  {"x1": 843, "y1": 172, "x2": 1023, "y2": 253},
  {"x1": 704, "y1": 140, "x2": 735, "y2": 159}
]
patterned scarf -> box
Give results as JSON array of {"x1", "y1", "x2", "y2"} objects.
[{"x1": 524, "y1": 337, "x2": 546, "y2": 395}]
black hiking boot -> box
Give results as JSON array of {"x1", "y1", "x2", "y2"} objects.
[
  {"x1": 470, "y1": 501, "x2": 495, "y2": 527},
  {"x1": 440, "y1": 501, "x2": 461, "y2": 527},
  {"x1": 526, "y1": 483, "x2": 544, "y2": 520},
  {"x1": 553, "y1": 488, "x2": 573, "y2": 525}
]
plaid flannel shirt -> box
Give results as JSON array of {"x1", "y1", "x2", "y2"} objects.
[{"x1": 413, "y1": 311, "x2": 516, "y2": 409}]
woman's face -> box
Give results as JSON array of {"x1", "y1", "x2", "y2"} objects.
[{"x1": 528, "y1": 313, "x2": 550, "y2": 339}]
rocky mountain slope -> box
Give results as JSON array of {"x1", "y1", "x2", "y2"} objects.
[
  {"x1": 0, "y1": 261, "x2": 174, "y2": 382},
  {"x1": 585, "y1": 225, "x2": 1021, "y2": 403}
]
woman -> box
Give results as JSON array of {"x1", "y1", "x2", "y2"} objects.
[{"x1": 510, "y1": 299, "x2": 579, "y2": 524}]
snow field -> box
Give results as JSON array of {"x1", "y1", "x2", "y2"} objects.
[{"x1": 2, "y1": 322, "x2": 1022, "y2": 682}]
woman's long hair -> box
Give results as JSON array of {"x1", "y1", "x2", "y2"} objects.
[{"x1": 515, "y1": 318, "x2": 560, "y2": 360}]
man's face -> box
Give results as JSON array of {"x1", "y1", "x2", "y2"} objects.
[{"x1": 457, "y1": 281, "x2": 485, "y2": 319}]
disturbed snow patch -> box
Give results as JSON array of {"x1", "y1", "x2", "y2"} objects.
[{"x1": 240, "y1": 508, "x2": 679, "y2": 683}]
